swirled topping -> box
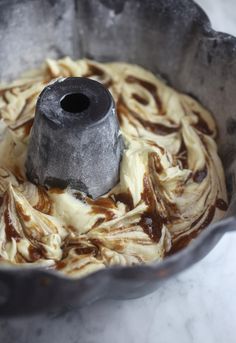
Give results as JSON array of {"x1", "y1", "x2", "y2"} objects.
[{"x1": 0, "y1": 58, "x2": 227, "y2": 277}]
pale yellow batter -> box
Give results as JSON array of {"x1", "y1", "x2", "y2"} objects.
[{"x1": 0, "y1": 58, "x2": 227, "y2": 277}]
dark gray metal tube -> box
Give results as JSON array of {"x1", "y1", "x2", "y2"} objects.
[{"x1": 25, "y1": 77, "x2": 124, "y2": 198}]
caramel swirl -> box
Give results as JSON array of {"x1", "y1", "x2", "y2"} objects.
[{"x1": 0, "y1": 58, "x2": 227, "y2": 277}]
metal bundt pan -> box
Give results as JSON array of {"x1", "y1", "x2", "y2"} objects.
[{"x1": 0, "y1": 0, "x2": 236, "y2": 316}]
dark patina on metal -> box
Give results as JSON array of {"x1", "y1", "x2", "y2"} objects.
[
  {"x1": 25, "y1": 77, "x2": 124, "y2": 198},
  {"x1": 0, "y1": 0, "x2": 236, "y2": 317}
]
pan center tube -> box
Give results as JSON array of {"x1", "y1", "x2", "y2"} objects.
[{"x1": 25, "y1": 77, "x2": 124, "y2": 198}]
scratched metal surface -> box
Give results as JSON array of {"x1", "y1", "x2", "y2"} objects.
[{"x1": 0, "y1": 0, "x2": 235, "y2": 316}]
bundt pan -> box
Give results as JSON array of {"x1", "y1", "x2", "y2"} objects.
[{"x1": 0, "y1": 0, "x2": 236, "y2": 316}]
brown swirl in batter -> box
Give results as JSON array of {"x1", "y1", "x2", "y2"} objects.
[{"x1": 0, "y1": 58, "x2": 228, "y2": 278}]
